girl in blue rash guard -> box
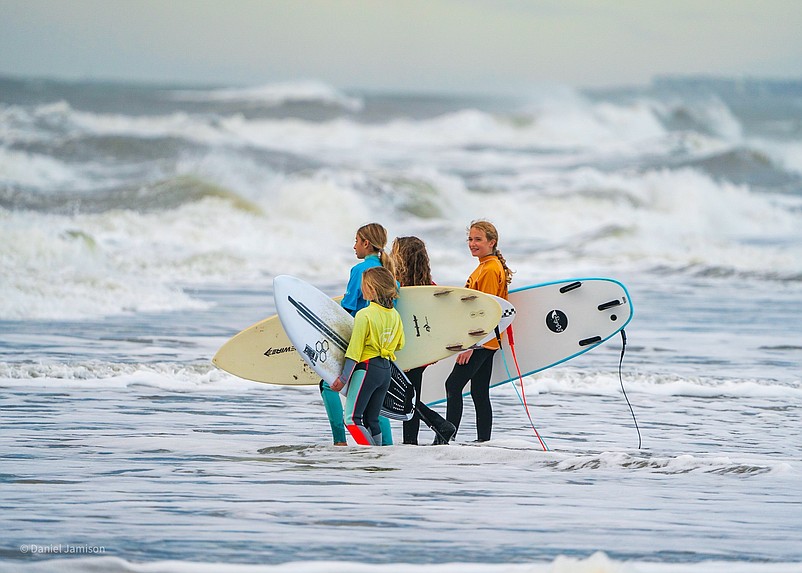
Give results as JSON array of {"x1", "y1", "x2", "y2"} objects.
[
  {"x1": 330, "y1": 267, "x2": 404, "y2": 445},
  {"x1": 319, "y1": 223, "x2": 396, "y2": 445}
]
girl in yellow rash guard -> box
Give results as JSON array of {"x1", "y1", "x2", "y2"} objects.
[
  {"x1": 330, "y1": 267, "x2": 405, "y2": 446},
  {"x1": 438, "y1": 220, "x2": 513, "y2": 443}
]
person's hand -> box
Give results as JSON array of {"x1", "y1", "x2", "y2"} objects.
[
  {"x1": 330, "y1": 377, "x2": 345, "y2": 392},
  {"x1": 456, "y1": 349, "x2": 473, "y2": 365}
]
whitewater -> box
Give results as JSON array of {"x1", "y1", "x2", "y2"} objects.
[{"x1": 1, "y1": 75, "x2": 801, "y2": 572}]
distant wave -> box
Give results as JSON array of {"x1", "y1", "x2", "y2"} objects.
[
  {"x1": 649, "y1": 95, "x2": 744, "y2": 139},
  {"x1": 0, "y1": 174, "x2": 261, "y2": 214},
  {"x1": 668, "y1": 146, "x2": 802, "y2": 193},
  {"x1": 167, "y1": 80, "x2": 364, "y2": 111}
]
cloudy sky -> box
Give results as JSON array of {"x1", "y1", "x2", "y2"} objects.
[{"x1": 1, "y1": 0, "x2": 801, "y2": 94}]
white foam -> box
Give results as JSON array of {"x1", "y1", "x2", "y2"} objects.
[
  {"x1": 525, "y1": 368, "x2": 802, "y2": 400},
  {"x1": 0, "y1": 147, "x2": 85, "y2": 188},
  {"x1": 4, "y1": 159, "x2": 801, "y2": 319}
]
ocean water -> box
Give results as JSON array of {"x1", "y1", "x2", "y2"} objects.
[{"x1": 1, "y1": 75, "x2": 801, "y2": 573}]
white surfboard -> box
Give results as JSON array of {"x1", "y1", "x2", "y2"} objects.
[
  {"x1": 212, "y1": 283, "x2": 503, "y2": 385},
  {"x1": 273, "y1": 275, "x2": 415, "y2": 421},
  {"x1": 420, "y1": 278, "x2": 633, "y2": 405}
]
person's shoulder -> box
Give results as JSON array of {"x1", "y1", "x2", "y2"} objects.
[
  {"x1": 487, "y1": 255, "x2": 504, "y2": 270},
  {"x1": 354, "y1": 256, "x2": 380, "y2": 272},
  {"x1": 354, "y1": 305, "x2": 371, "y2": 321}
]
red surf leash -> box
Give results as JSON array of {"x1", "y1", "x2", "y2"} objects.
[{"x1": 505, "y1": 325, "x2": 549, "y2": 451}]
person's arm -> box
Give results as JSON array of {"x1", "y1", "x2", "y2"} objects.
[
  {"x1": 341, "y1": 265, "x2": 362, "y2": 316},
  {"x1": 456, "y1": 349, "x2": 473, "y2": 365},
  {"x1": 332, "y1": 309, "x2": 368, "y2": 390},
  {"x1": 331, "y1": 357, "x2": 357, "y2": 391}
]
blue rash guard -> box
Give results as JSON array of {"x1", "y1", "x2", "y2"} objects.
[{"x1": 341, "y1": 254, "x2": 381, "y2": 315}]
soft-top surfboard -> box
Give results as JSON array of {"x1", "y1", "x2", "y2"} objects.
[
  {"x1": 273, "y1": 275, "x2": 415, "y2": 421},
  {"x1": 393, "y1": 284, "x2": 503, "y2": 367},
  {"x1": 212, "y1": 283, "x2": 503, "y2": 385},
  {"x1": 420, "y1": 278, "x2": 633, "y2": 405}
]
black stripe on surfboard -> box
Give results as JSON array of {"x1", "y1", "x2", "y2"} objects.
[{"x1": 287, "y1": 296, "x2": 350, "y2": 351}]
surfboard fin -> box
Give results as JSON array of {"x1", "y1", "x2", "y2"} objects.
[
  {"x1": 579, "y1": 336, "x2": 602, "y2": 346},
  {"x1": 559, "y1": 281, "x2": 582, "y2": 293},
  {"x1": 598, "y1": 299, "x2": 623, "y2": 311}
]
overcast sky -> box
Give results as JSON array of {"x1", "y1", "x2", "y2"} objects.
[{"x1": 1, "y1": 0, "x2": 801, "y2": 94}]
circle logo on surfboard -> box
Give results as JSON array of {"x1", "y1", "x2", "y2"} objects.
[{"x1": 546, "y1": 309, "x2": 568, "y2": 333}]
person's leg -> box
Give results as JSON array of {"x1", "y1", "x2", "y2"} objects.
[
  {"x1": 319, "y1": 380, "x2": 347, "y2": 444},
  {"x1": 378, "y1": 416, "x2": 393, "y2": 446},
  {"x1": 402, "y1": 366, "x2": 425, "y2": 444},
  {"x1": 469, "y1": 349, "x2": 496, "y2": 442},
  {"x1": 444, "y1": 353, "x2": 488, "y2": 439},
  {"x1": 343, "y1": 368, "x2": 374, "y2": 445},
  {"x1": 417, "y1": 401, "x2": 456, "y2": 444},
  {"x1": 361, "y1": 359, "x2": 392, "y2": 444},
  {"x1": 344, "y1": 362, "x2": 393, "y2": 446}
]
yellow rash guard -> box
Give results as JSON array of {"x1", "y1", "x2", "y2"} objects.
[{"x1": 346, "y1": 302, "x2": 405, "y2": 363}]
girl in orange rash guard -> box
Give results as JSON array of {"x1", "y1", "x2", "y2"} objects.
[{"x1": 438, "y1": 220, "x2": 513, "y2": 443}]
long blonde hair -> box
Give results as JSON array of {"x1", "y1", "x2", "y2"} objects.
[
  {"x1": 361, "y1": 266, "x2": 399, "y2": 309},
  {"x1": 357, "y1": 223, "x2": 396, "y2": 278},
  {"x1": 469, "y1": 220, "x2": 514, "y2": 285}
]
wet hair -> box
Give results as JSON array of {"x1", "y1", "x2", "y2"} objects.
[
  {"x1": 391, "y1": 236, "x2": 432, "y2": 287},
  {"x1": 361, "y1": 266, "x2": 399, "y2": 309},
  {"x1": 469, "y1": 219, "x2": 514, "y2": 285},
  {"x1": 357, "y1": 222, "x2": 395, "y2": 278}
]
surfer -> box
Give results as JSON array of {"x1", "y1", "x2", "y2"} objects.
[
  {"x1": 437, "y1": 220, "x2": 513, "y2": 443},
  {"x1": 320, "y1": 223, "x2": 395, "y2": 445},
  {"x1": 330, "y1": 267, "x2": 405, "y2": 446},
  {"x1": 391, "y1": 236, "x2": 457, "y2": 445}
]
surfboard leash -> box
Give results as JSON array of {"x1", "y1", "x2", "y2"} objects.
[
  {"x1": 500, "y1": 326, "x2": 549, "y2": 451},
  {"x1": 618, "y1": 329, "x2": 642, "y2": 449}
]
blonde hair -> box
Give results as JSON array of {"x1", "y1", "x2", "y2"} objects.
[
  {"x1": 361, "y1": 266, "x2": 399, "y2": 309},
  {"x1": 357, "y1": 223, "x2": 395, "y2": 278},
  {"x1": 469, "y1": 219, "x2": 514, "y2": 285},
  {"x1": 391, "y1": 236, "x2": 432, "y2": 287}
]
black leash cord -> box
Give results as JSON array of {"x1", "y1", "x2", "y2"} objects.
[{"x1": 618, "y1": 329, "x2": 642, "y2": 449}]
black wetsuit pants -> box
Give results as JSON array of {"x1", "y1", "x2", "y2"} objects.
[{"x1": 444, "y1": 348, "x2": 496, "y2": 442}]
